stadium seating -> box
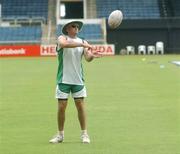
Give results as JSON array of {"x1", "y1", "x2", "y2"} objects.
[
  {"x1": 0, "y1": 0, "x2": 48, "y2": 21},
  {"x1": 96, "y1": 0, "x2": 160, "y2": 19},
  {"x1": 0, "y1": 26, "x2": 42, "y2": 43},
  {"x1": 171, "y1": 0, "x2": 180, "y2": 16},
  {"x1": 56, "y1": 24, "x2": 103, "y2": 43}
]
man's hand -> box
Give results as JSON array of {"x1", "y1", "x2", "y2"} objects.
[
  {"x1": 84, "y1": 49, "x2": 103, "y2": 62},
  {"x1": 82, "y1": 41, "x2": 93, "y2": 50},
  {"x1": 91, "y1": 50, "x2": 103, "y2": 58}
]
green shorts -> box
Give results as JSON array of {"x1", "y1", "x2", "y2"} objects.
[{"x1": 55, "y1": 83, "x2": 87, "y2": 99}]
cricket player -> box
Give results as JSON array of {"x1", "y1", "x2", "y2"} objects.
[{"x1": 49, "y1": 20, "x2": 101, "y2": 144}]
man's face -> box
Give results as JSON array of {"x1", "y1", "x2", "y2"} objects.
[{"x1": 66, "y1": 23, "x2": 79, "y2": 35}]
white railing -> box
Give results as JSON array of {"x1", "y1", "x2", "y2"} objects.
[{"x1": 47, "y1": 20, "x2": 52, "y2": 43}]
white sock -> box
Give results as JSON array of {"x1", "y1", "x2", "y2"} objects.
[
  {"x1": 59, "y1": 131, "x2": 64, "y2": 136},
  {"x1": 81, "y1": 130, "x2": 87, "y2": 135}
]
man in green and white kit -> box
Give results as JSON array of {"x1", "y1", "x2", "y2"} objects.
[{"x1": 49, "y1": 20, "x2": 101, "y2": 144}]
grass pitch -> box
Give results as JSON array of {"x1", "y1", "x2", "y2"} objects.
[{"x1": 0, "y1": 55, "x2": 180, "y2": 154}]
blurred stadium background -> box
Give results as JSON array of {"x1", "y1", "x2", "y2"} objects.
[
  {"x1": 0, "y1": 0, "x2": 180, "y2": 56},
  {"x1": 0, "y1": 1, "x2": 180, "y2": 154}
]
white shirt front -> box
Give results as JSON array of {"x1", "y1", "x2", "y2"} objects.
[{"x1": 56, "y1": 36, "x2": 84, "y2": 85}]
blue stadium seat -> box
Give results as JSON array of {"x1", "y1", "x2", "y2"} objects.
[
  {"x1": 96, "y1": 0, "x2": 160, "y2": 19},
  {"x1": 171, "y1": 0, "x2": 180, "y2": 16},
  {"x1": 0, "y1": 0, "x2": 48, "y2": 21},
  {"x1": 0, "y1": 26, "x2": 42, "y2": 43}
]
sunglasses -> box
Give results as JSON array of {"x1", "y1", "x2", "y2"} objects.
[{"x1": 71, "y1": 25, "x2": 79, "y2": 28}]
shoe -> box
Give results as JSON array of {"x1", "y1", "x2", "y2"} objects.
[
  {"x1": 49, "y1": 134, "x2": 64, "y2": 143},
  {"x1": 81, "y1": 134, "x2": 90, "y2": 143}
]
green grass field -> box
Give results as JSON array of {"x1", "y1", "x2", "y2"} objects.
[{"x1": 0, "y1": 55, "x2": 180, "y2": 154}]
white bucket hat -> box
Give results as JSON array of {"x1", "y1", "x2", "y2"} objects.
[{"x1": 61, "y1": 20, "x2": 83, "y2": 35}]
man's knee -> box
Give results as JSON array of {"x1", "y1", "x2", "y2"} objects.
[
  {"x1": 74, "y1": 97, "x2": 84, "y2": 103},
  {"x1": 58, "y1": 100, "x2": 67, "y2": 112},
  {"x1": 75, "y1": 99, "x2": 84, "y2": 111}
]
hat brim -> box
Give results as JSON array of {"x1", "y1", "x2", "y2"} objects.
[{"x1": 62, "y1": 21, "x2": 83, "y2": 35}]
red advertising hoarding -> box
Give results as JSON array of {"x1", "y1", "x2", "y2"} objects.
[
  {"x1": 0, "y1": 44, "x2": 115, "y2": 57},
  {"x1": 40, "y1": 45, "x2": 57, "y2": 56},
  {"x1": 40, "y1": 44, "x2": 115, "y2": 56},
  {"x1": 91, "y1": 44, "x2": 115, "y2": 55},
  {"x1": 0, "y1": 45, "x2": 40, "y2": 57}
]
